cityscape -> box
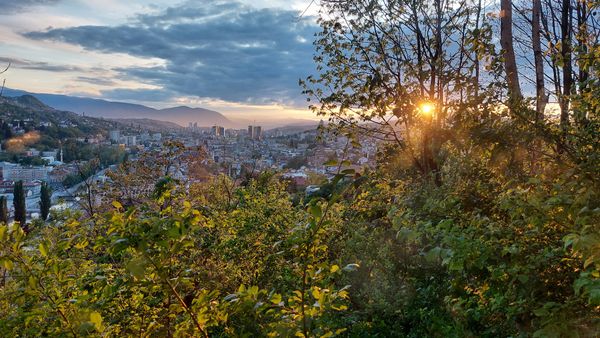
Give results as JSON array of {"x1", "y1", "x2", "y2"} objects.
[{"x1": 0, "y1": 100, "x2": 379, "y2": 220}]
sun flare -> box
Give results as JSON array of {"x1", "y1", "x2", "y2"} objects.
[{"x1": 419, "y1": 102, "x2": 435, "y2": 116}]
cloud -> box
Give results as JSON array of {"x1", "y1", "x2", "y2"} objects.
[
  {"x1": 0, "y1": 56, "x2": 85, "y2": 72},
  {"x1": 76, "y1": 76, "x2": 117, "y2": 86},
  {"x1": 22, "y1": 1, "x2": 318, "y2": 106},
  {"x1": 0, "y1": 0, "x2": 61, "y2": 14}
]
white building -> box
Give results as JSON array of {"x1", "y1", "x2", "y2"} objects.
[{"x1": 109, "y1": 130, "x2": 121, "y2": 142}]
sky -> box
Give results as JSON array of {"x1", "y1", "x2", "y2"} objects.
[{"x1": 0, "y1": 0, "x2": 321, "y2": 121}]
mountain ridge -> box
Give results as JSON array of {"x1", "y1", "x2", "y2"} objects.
[{"x1": 2, "y1": 88, "x2": 232, "y2": 128}]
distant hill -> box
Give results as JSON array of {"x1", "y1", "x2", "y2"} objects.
[
  {"x1": 2, "y1": 88, "x2": 233, "y2": 127},
  {"x1": 0, "y1": 94, "x2": 118, "y2": 133},
  {"x1": 111, "y1": 118, "x2": 183, "y2": 132}
]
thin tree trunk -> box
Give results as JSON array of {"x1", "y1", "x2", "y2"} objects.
[
  {"x1": 473, "y1": 0, "x2": 482, "y2": 99},
  {"x1": 575, "y1": 0, "x2": 590, "y2": 125},
  {"x1": 560, "y1": 0, "x2": 573, "y2": 130},
  {"x1": 533, "y1": 0, "x2": 547, "y2": 120},
  {"x1": 500, "y1": 0, "x2": 522, "y2": 104}
]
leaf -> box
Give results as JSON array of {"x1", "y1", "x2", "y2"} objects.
[
  {"x1": 584, "y1": 256, "x2": 596, "y2": 269},
  {"x1": 330, "y1": 265, "x2": 340, "y2": 273},
  {"x1": 39, "y1": 242, "x2": 48, "y2": 257},
  {"x1": 90, "y1": 311, "x2": 103, "y2": 331},
  {"x1": 112, "y1": 201, "x2": 123, "y2": 210},
  {"x1": 342, "y1": 169, "x2": 355, "y2": 175},
  {"x1": 324, "y1": 159, "x2": 338, "y2": 166},
  {"x1": 1, "y1": 258, "x2": 13, "y2": 270},
  {"x1": 270, "y1": 293, "x2": 282, "y2": 304},
  {"x1": 248, "y1": 286, "x2": 259, "y2": 296},
  {"x1": 309, "y1": 205, "x2": 322, "y2": 219},
  {"x1": 126, "y1": 258, "x2": 146, "y2": 279}
]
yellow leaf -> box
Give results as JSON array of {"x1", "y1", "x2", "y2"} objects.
[
  {"x1": 112, "y1": 201, "x2": 123, "y2": 210},
  {"x1": 39, "y1": 242, "x2": 48, "y2": 257},
  {"x1": 330, "y1": 265, "x2": 340, "y2": 273},
  {"x1": 0, "y1": 226, "x2": 7, "y2": 241},
  {"x1": 90, "y1": 311, "x2": 103, "y2": 330},
  {"x1": 2, "y1": 259, "x2": 13, "y2": 270},
  {"x1": 271, "y1": 293, "x2": 282, "y2": 304},
  {"x1": 335, "y1": 328, "x2": 347, "y2": 334}
]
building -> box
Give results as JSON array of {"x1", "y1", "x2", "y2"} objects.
[
  {"x1": 0, "y1": 162, "x2": 49, "y2": 182},
  {"x1": 248, "y1": 125, "x2": 254, "y2": 139},
  {"x1": 109, "y1": 130, "x2": 121, "y2": 142},
  {"x1": 125, "y1": 135, "x2": 137, "y2": 146},
  {"x1": 252, "y1": 126, "x2": 262, "y2": 140},
  {"x1": 211, "y1": 126, "x2": 225, "y2": 137}
]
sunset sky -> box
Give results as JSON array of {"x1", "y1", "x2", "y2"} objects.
[{"x1": 0, "y1": 0, "x2": 320, "y2": 121}]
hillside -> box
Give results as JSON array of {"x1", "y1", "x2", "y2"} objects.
[
  {"x1": 110, "y1": 118, "x2": 183, "y2": 132},
  {"x1": 3, "y1": 88, "x2": 233, "y2": 127},
  {"x1": 0, "y1": 94, "x2": 118, "y2": 135}
]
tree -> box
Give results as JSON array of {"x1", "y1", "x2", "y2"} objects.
[
  {"x1": 500, "y1": 0, "x2": 522, "y2": 103},
  {"x1": 560, "y1": 0, "x2": 573, "y2": 131},
  {"x1": 13, "y1": 180, "x2": 26, "y2": 231},
  {"x1": 532, "y1": 0, "x2": 547, "y2": 119},
  {"x1": 39, "y1": 182, "x2": 51, "y2": 221},
  {"x1": 303, "y1": 0, "x2": 502, "y2": 181},
  {"x1": 0, "y1": 196, "x2": 7, "y2": 224}
]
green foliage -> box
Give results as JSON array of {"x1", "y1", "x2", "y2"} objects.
[
  {"x1": 12, "y1": 180, "x2": 26, "y2": 230},
  {"x1": 0, "y1": 170, "x2": 357, "y2": 336},
  {"x1": 40, "y1": 181, "x2": 51, "y2": 221},
  {"x1": 0, "y1": 196, "x2": 7, "y2": 225}
]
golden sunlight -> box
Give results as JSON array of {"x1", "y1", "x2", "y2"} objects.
[{"x1": 419, "y1": 102, "x2": 435, "y2": 116}]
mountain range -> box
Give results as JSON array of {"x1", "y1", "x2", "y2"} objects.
[{"x1": 2, "y1": 88, "x2": 232, "y2": 128}]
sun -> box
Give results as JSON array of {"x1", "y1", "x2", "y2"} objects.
[{"x1": 420, "y1": 102, "x2": 435, "y2": 116}]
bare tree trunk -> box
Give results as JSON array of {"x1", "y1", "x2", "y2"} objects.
[
  {"x1": 434, "y1": 0, "x2": 444, "y2": 128},
  {"x1": 575, "y1": 0, "x2": 589, "y2": 125},
  {"x1": 500, "y1": 0, "x2": 522, "y2": 104},
  {"x1": 473, "y1": 0, "x2": 482, "y2": 99},
  {"x1": 560, "y1": 0, "x2": 573, "y2": 130},
  {"x1": 532, "y1": 0, "x2": 547, "y2": 120}
]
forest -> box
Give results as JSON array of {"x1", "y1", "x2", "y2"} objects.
[{"x1": 0, "y1": 0, "x2": 599, "y2": 337}]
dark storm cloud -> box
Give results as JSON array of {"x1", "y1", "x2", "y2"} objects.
[
  {"x1": 0, "y1": 0, "x2": 61, "y2": 14},
  {"x1": 23, "y1": 1, "x2": 318, "y2": 105}
]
